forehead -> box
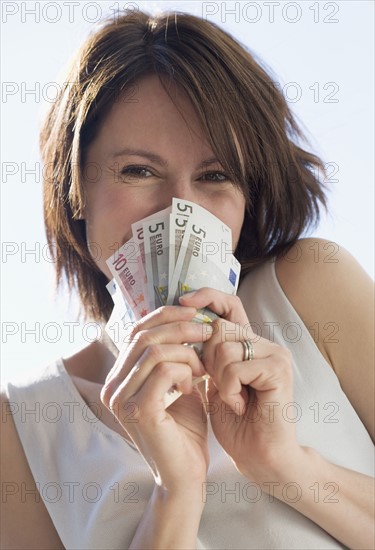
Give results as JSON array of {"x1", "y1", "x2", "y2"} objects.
[{"x1": 92, "y1": 73, "x2": 211, "y2": 155}]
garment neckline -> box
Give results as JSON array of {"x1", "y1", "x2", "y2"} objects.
[{"x1": 55, "y1": 356, "x2": 138, "y2": 449}]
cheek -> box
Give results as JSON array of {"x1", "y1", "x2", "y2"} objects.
[
  {"x1": 83, "y1": 190, "x2": 156, "y2": 276},
  {"x1": 83, "y1": 193, "x2": 125, "y2": 275},
  {"x1": 85, "y1": 186, "x2": 132, "y2": 238}
]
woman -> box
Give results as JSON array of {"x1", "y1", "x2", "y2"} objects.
[{"x1": 2, "y1": 10, "x2": 374, "y2": 549}]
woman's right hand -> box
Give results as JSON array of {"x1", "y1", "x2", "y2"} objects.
[{"x1": 100, "y1": 305, "x2": 213, "y2": 495}]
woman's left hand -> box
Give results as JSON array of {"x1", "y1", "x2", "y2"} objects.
[{"x1": 180, "y1": 288, "x2": 303, "y2": 483}]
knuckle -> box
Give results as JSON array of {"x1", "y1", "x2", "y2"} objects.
[
  {"x1": 134, "y1": 329, "x2": 151, "y2": 346},
  {"x1": 100, "y1": 385, "x2": 111, "y2": 408},
  {"x1": 153, "y1": 305, "x2": 175, "y2": 321},
  {"x1": 146, "y1": 344, "x2": 164, "y2": 363},
  {"x1": 156, "y1": 305, "x2": 170, "y2": 317},
  {"x1": 216, "y1": 341, "x2": 235, "y2": 364},
  {"x1": 154, "y1": 362, "x2": 173, "y2": 378},
  {"x1": 176, "y1": 321, "x2": 191, "y2": 337},
  {"x1": 224, "y1": 361, "x2": 239, "y2": 380},
  {"x1": 110, "y1": 394, "x2": 141, "y2": 425},
  {"x1": 273, "y1": 346, "x2": 293, "y2": 374},
  {"x1": 108, "y1": 392, "x2": 121, "y2": 414},
  {"x1": 128, "y1": 320, "x2": 141, "y2": 340},
  {"x1": 175, "y1": 321, "x2": 184, "y2": 333}
]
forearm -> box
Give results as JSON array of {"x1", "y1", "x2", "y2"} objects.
[
  {"x1": 261, "y1": 447, "x2": 374, "y2": 550},
  {"x1": 129, "y1": 486, "x2": 205, "y2": 550}
]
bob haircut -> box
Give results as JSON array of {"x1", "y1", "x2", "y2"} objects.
[{"x1": 41, "y1": 9, "x2": 328, "y2": 323}]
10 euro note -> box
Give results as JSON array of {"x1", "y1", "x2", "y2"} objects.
[{"x1": 106, "y1": 238, "x2": 150, "y2": 319}]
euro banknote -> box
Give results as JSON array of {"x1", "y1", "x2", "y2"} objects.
[{"x1": 104, "y1": 199, "x2": 242, "y2": 407}]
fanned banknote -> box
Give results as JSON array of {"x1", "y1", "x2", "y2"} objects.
[
  {"x1": 131, "y1": 207, "x2": 171, "y2": 309},
  {"x1": 143, "y1": 213, "x2": 170, "y2": 310},
  {"x1": 168, "y1": 198, "x2": 195, "y2": 283},
  {"x1": 168, "y1": 208, "x2": 239, "y2": 324},
  {"x1": 104, "y1": 199, "x2": 242, "y2": 408},
  {"x1": 106, "y1": 238, "x2": 150, "y2": 319}
]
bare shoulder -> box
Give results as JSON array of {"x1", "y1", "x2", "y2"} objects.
[
  {"x1": 0, "y1": 391, "x2": 64, "y2": 549},
  {"x1": 275, "y1": 237, "x2": 374, "y2": 441},
  {"x1": 274, "y1": 237, "x2": 374, "y2": 365}
]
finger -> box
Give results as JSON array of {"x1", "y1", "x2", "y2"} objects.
[
  {"x1": 205, "y1": 371, "x2": 249, "y2": 416},
  {"x1": 212, "y1": 351, "x2": 293, "y2": 413},
  {"x1": 202, "y1": 334, "x2": 262, "y2": 380},
  {"x1": 103, "y1": 344, "x2": 205, "y2": 408},
  {"x1": 202, "y1": 318, "x2": 260, "y2": 375},
  {"x1": 179, "y1": 288, "x2": 248, "y2": 325},
  {"x1": 104, "y1": 319, "x2": 213, "y2": 389},
  {"x1": 108, "y1": 362, "x2": 196, "y2": 427},
  {"x1": 205, "y1": 337, "x2": 276, "y2": 380},
  {"x1": 130, "y1": 306, "x2": 197, "y2": 339}
]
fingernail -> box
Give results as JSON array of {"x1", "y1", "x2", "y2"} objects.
[
  {"x1": 179, "y1": 306, "x2": 197, "y2": 314},
  {"x1": 180, "y1": 291, "x2": 196, "y2": 299}
]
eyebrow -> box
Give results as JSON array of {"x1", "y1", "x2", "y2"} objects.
[{"x1": 111, "y1": 148, "x2": 221, "y2": 169}]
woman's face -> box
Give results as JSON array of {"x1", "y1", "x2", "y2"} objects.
[{"x1": 83, "y1": 74, "x2": 246, "y2": 279}]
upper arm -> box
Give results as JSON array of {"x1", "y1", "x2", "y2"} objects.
[
  {"x1": 0, "y1": 391, "x2": 65, "y2": 549},
  {"x1": 275, "y1": 238, "x2": 374, "y2": 442}
]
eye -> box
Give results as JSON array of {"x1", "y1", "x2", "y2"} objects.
[
  {"x1": 120, "y1": 165, "x2": 153, "y2": 178},
  {"x1": 200, "y1": 171, "x2": 230, "y2": 183}
]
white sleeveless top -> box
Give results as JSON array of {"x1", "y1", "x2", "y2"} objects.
[{"x1": 6, "y1": 260, "x2": 374, "y2": 549}]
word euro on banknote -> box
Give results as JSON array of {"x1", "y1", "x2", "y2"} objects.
[
  {"x1": 143, "y1": 212, "x2": 170, "y2": 310},
  {"x1": 106, "y1": 238, "x2": 150, "y2": 319}
]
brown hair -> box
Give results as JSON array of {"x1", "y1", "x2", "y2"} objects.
[{"x1": 41, "y1": 10, "x2": 328, "y2": 323}]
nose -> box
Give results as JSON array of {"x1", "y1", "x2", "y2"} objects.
[{"x1": 158, "y1": 178, "x2": 202, "y2": 210}]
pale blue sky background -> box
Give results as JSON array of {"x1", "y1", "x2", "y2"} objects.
[{"x1": 1, "y1": 1, "x2": 374, "y2": 383}]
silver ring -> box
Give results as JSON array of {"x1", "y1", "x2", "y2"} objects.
[{"x1": 242, "y1": 339, "x2": 254, "y2": 362}]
